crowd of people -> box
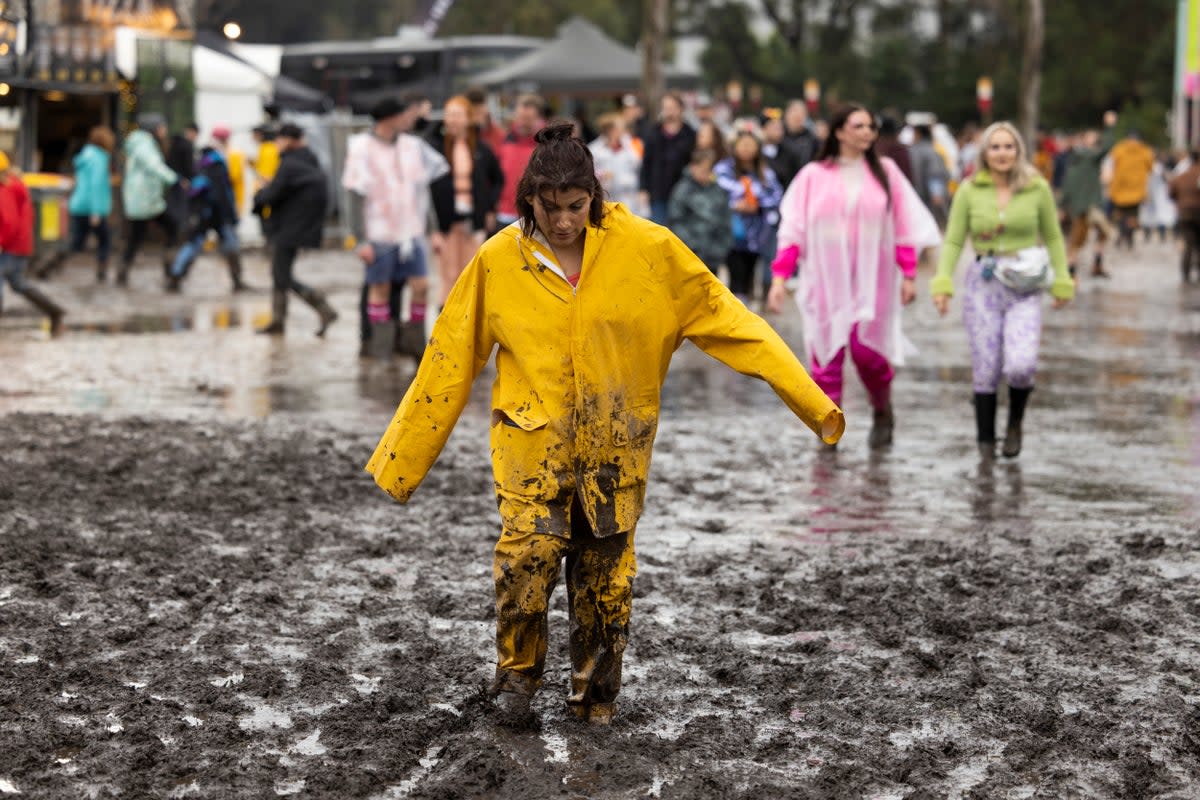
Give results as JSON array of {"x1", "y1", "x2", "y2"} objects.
[{"x1": 2, "y1": 90, "x2": 1197, "y2": 456}]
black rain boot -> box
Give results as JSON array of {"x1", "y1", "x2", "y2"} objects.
[
  {"x1": 33, "y1": 251, "x2": 66, "y2": 279},
  {"x1": 974, "y1": 392, "x2": 998, "y2": 459},
  {"x1": 295, "y1": 286, "x2": 338, "y2": 337},
  {"x1": 20, "y1": 285, "x2": 66, "y2": 336},
  {"x1": 868, "y1": 404, "x2": 894, "y2": 449},
  {"x1": 116, "y1": 259, "x2": 133, "y2": 287},
  {"x1": 396, "y1": 319, "x2": 427, "y2": 363},
  {"x1": 1092, "y1": 253, "x2": 1110, "y2": 278},
  {"x1": 257, "y1": 290, "x2": 287, "y2": 335},
  {"x1": 1003, "y1": 386, "x2": 1033, "y2": 458},
  {"x1": 226, "y1": 252, "x2": 248, "y2": 292},
  {"x1": 1183, "y1": 248, "x2": 1194, "y2": 285},
  {"x1": 369, "y1": 320, "x2": 396, "y2": 361}
]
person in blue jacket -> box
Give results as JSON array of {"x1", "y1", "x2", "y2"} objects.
[
  {"x1": 166, "y1": 144, "x2": 245, "y2": 292},
  {"x1": 40, "y1": 127, "x2": 115, "y2": 282}
]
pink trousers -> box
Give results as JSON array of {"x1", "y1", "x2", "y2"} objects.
[{"x1": 810, "y1": 325, "x2": 894, "y2": 410}]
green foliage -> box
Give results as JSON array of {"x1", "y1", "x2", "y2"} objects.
[
  {"x1": 690, "y1": 0, "x2": 1176, "y2": 135},
  {"x1": 210, "y1": 0, "x2": 1178, "y2": 138}
]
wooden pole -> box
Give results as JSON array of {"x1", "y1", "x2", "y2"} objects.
[
  {"x1": 1018, "y1": 0, "x2": 1044, "y2": 148},
  {"x1": 641, "y1": 0, "x2": 667, "y2": 117}
]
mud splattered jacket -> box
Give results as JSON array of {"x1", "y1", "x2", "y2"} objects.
[{"x1": 366, "y1": 203, "x2": 844, "y2": 537}]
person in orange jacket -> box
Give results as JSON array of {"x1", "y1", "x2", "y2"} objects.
[
  {"x1": 365, "y1": 122, "x2": 844, "y2": 727},
  {"x1": 0, "y1": 152, "x2": 65, "y2": 334}
]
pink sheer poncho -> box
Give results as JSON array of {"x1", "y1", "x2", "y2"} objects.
[{"x1": 773, "y1": 157, "x2": 940, "y2": 367}]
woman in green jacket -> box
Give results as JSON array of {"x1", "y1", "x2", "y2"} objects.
[{"x1": 932, "y1": 122, "x2": 1074, "y2": 459}]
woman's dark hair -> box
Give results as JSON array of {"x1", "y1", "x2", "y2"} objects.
[
  {"x1": 731, "y1": 130, "x2": 767, "y2": 180},
  {"x1": 817, "y1": 102, "x2": 891, "y2": 207},
  {"x1": 516, "y1": 120, "x2": 607, "y2": 236},
  {"x1": 695, "y1": 120, "x2": 728, "y2": 163}
]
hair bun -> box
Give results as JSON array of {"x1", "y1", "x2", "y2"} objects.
[{"x1": 535, "y1": 120, "x2": 577, "y2": 145}]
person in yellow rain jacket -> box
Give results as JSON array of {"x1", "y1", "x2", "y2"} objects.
[
  {"x1": 1107, "y1": 130, "x2": 1155, "y2": 249},
  {"x1": 365, "y1": 122, "x2": 845, "y2": 726}
]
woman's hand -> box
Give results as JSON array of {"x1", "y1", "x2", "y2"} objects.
[
  {"x1": 933, "y1": 294, "x2": 951, "y2": 316},
  {"x1": 1052, "y1": 296, "x2": 1070, "y2": 310},
  {"x1": 355, "y1": 243, "x2": 376, "y2": 265},
  {"x1": 766, "y1": 279, "x2": 789, "y2": 314},
  {"x1": 900, "y1": 278, "x2": 917, "y2": 306}
]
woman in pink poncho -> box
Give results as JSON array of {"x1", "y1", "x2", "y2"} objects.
[{"x1": 767, "y1": 103, "x2": 940, "y2": 449}]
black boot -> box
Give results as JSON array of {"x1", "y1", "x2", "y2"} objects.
[
  {"x1": 368, "y1": 320, "x2": 396, "y2": 360},
  {"x1": 33, "y1": 251, "x2": 67, "y2": 279},
  {"x1": 1003, "y1": 386, "x2": 1033, "y2": 458},
  {"x1": 396, "y1": 319, "x2": 427, "y2": 363},
  {"x1": 1092, "y1": 253, "x2": 1110, "y2": 278},
  {"x1": 974, "y1": 392, "x2": 998, "y2": 458},
  {"x1": 20, "y1": 285, "x2": 66, "y2": 336},
  {"x1": 257, "y1": 290, "x2": 287, "y2": 335},
  {"x1": 296, "y1": 286, "x2": 338, "y2": 337},
  {"x1": 868, "y1": 404, "x2": 894, "y2": 449},
  {"x1": 116, "y1": 260, "x2": 133, "y2": 286},
  {"x1": 226, "y1": 252, "x2": 248, "y2": 292}
]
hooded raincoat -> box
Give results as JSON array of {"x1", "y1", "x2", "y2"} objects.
[
  {"x1": 366, "y1": 203, "x2": 844, "y2": 538},
  {"x1": 122, "y1": 129, "x2": 177, "y2": 221},
  {"x1": 775, "y1": 157, "x2": 940, "y2": 368}
]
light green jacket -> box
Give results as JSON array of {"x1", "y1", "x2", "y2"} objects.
[
  {"x1": 121, "y1": 130, "x2": 177, "y2": 221},
  {"x1": 933, "y1": 170, "x2": 1074, "y2": 301}
]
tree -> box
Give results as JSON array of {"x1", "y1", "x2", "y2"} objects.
[{"x1": 1018, "y1": 0, "x2": 1044, "y2": 147}]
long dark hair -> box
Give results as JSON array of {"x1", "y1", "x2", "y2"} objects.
[
  {"x1": 516, "y1": 121, "x2": 607, "y2": 237},
  {"x1": 731, "y1": 130, "x2": 767, "y2": 180},
  {"x1": 817, "y1": 103, "x2": 891, "y2": 207}
]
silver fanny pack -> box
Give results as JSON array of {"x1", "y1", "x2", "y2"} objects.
[{"x1": 992, "y1": 246, "x2": 1053, "y2": 293}]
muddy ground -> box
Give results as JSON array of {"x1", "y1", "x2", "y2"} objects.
[{"x1": 2, "y1": 240, "x2": 1200, "y2": 798}]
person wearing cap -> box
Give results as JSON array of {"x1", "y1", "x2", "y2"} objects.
[
  {"x1": 0, "y1": 151, "x2": 66, "y2": 335},
  {"x1": 165, "y1": 132, "x2": 246, "y2": 293},
  {"x1": 120, "y1": 113, "x2": 180, "y2": 284},
  {"x1": 253, "y1": 123, "x2": 337, "y2": 336},
  {"x1": 343, "y1": 97, "x2": 449, "y2": 360}
]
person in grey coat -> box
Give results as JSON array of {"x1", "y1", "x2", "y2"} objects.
[
  {"x1": 667, "y1": 149, "x2": 733, "y2": 273},
  {"x1": 909, "y1": 124, "x2": 950, "y2": 225}
]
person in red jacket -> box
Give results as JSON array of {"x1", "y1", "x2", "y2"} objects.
[
  {"x1": 0, "y1": 152, "x2": 65, "y2": 335},
  {"x1": 493, "y1": 94, "x2": 544, "y2": 229}
]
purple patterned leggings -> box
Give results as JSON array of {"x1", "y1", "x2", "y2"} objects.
[{"x1": 962, "y1": 260, "x2": 1042, "y2": 392}]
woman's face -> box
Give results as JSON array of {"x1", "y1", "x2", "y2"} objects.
[
  {"x1": 532, "y1": 187, "x2": 592, "y2": 248},
  {"x1": 733, "y1": 135, "x2": 758, "y2": 163},
  {"x1": 835, "y1": 110, "x2": 876, "y2": 155},
  {"x1": 696, "y1": 122, "x2": 716, "y2": 149},
  {"x1": 444, "y1": 103, "x2": 469, "y2": 137},
  {"x1": 606, "y1": 119, "x2": 626, "y2": 143},
  {"x1": 985, "y1": 129, "x2": 1019, "y2": 174}
]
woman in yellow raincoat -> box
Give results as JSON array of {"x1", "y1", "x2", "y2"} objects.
[{"x1": 366, "y1": 122, "x2": 844, "y2": 725}]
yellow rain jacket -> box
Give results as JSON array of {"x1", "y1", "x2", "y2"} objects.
[
  {"x1": 1108, "y1": 138, "x2": 1155, "y2": 207},
  {"x1": 366, "y1": 203, "x2": 844, "y2": 537}
]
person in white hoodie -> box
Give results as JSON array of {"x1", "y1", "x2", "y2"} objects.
[{"x1": 589, "y1": 113, "x2": 643, "y2": 213}]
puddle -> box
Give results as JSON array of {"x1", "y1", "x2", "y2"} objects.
[
  {"x1": 238, "y1": 704, "x2": 293, "y2": 732},
  {"x1": 290, "y1": 730, "x2": 327, "y2": 757}
]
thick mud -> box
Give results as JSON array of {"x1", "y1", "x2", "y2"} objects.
[
  {"x1": 2, "y1": 403, "x2": 1199, "y2": 799},
  {"x1": 3, "y1": 240, "x2": 1200, "y2": 797}
]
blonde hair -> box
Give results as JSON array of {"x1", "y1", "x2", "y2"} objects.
[{"x1": 975, "y1": 121, "x2": 1040, "y2": 191}]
